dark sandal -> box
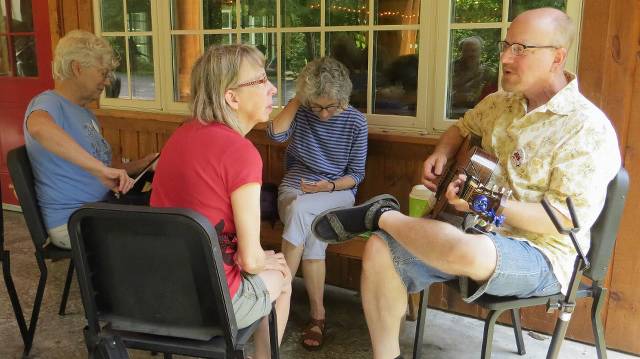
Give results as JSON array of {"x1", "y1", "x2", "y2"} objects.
[
  {"x1": 311, "y1": 194, "x2": 400, "y2": 244},
  {"x1": 301, "y1": 318, "x2": 326, "y2": 351}
]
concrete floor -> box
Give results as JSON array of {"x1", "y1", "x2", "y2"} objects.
[{"x1": 1, "y1": 209, "x2": 637, "y2": 359}]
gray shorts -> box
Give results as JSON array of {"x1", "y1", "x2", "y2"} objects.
[
  {"x1": 48, "y1": 224, "x2": 71, "y2": 249},
  {"x1": 278, "y1": 186, "x2": 355, "y2": 260},
  {"x1": 232, "y1": 273, "x2": 272, "y2": 329},
  {"x1": 374, "y1": 229, "x2": 561, "y2": 303}
]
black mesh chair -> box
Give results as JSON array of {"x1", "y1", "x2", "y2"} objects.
[
  {"x1": 67, "y1": 202, "x2": 279, "y2": 359},
  {"x1": 413, "y1": 168, "x2": 629, "y2": 359},
  {"x1": 7, "y1": 145, "x2": 75, "y2": 356}
]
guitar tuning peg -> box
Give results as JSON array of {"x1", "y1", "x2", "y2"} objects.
[{"x1": 500, "y1": 187, "x2": 506, "y2": 194}]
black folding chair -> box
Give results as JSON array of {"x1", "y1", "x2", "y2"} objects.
[
  {"x1": 413, "y1": 168, "x2": 629, "y2": 359},
  {"x1": 2, "y1": 175, "x2": 31, "y2": 349},
  {"x1": 7, "y1": 145, "x2": 75, "y2": 356},
  {"x1": 68, "y1": 202, "x2": 279, "y2": 359}
]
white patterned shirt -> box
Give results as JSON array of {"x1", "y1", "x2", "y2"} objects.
[{"x1": 454, "y1": 72, "x2": 621, "y2": 294}]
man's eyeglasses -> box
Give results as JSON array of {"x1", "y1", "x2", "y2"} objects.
[
  {"x1": 497, "y1": 40, "x2": 558, "y2": 57},
  {"x1": 231, "y1": 73, "x2": 269, "y2": 89},
  {"x1": 308, "y1": 104, "x2": 342, "y2": 113}
]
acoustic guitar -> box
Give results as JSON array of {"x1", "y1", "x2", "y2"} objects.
[{"x1": 430, "y1": 135, "x2": 511, "y2": 232}]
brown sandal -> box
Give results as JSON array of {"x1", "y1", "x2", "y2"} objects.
[{"x1": 301, "y1": 318, "x2": 326, "y2": 351}]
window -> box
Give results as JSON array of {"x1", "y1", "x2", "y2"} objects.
[
  {"x1": 93, "y1": 0, "x2": 582, "y2": 133},
  {"x1": 0, "y1": 0, "x2": 37, "y2": 77},
  {"x1": 95, "y1": 0, "x2": 160, "y2": 109}
]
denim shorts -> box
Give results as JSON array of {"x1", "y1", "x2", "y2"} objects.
[
  {"x1": 232, "y1": 273, "x2": 272, "y2": 329},
  {"x1": 374, "y1": 229, "x2": 561, "y2": 303}
]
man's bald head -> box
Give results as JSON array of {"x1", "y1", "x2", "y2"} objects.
[{"x1": 513, "y1": 7, "x2": 575, "y2": 50}]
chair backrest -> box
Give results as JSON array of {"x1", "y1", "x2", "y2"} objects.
[
  {"x1": 584, "y1": 168, "x2": 630, "y2": 282},
  {"x1": 67, "y1": 202, "x2": 240, "y2": 347},
  {"x1": 7, "y1": 146, "x2": 49, "y2": 249}
]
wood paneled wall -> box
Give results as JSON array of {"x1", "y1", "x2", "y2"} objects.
[{"x1": 47, "y1": 0, "x2": 640, "y2": 354}]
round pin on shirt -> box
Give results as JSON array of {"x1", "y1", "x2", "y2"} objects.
[{"x1": 511, "y1": 148, "x2": 526, "y2": 167}]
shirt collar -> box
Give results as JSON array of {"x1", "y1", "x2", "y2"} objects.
[{"x1": 538, "y1": 71, "x2": 579, "y2": 115}]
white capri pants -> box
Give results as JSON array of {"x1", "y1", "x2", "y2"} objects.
[{"x1": 277, "y1": 186, "x2": 355, "y2": 260}]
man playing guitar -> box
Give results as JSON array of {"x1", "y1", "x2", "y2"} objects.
[{"x1": 310, "y1": 8, "x2": 621, "y2": 359}]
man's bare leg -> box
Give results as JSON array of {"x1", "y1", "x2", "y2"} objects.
[
  {"x1": 378, "y1": 211, "x2": 496, "y2": 281},
  {"x1": 361, "y1": 234, "x2": 407, "y2": 359}
]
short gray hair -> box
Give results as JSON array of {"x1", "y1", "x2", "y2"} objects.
[
  {"x1": 296, "y1": 57, "x2": 352, "y2": 108},
  {"x1": 550, "y1": 10, "x2": 576, "y2": 50},
  {"x1": 190, "y1": 44, "x2": 264, "y2": 132},
  {"x1": 53, "y1": 30, "x2": 118, "y2": 81}
]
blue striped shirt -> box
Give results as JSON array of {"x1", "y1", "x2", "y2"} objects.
[{"x1": 267, "y1": 106, "x2": 368, "y2": 196}]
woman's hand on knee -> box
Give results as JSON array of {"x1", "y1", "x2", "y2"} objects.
[{"x1": 263, "y1": 251, "x2": 291, "y2": 281}]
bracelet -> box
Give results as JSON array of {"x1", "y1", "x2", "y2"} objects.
[{"x1": 329, "y1": 181, "x2": 336, "y2": 192}]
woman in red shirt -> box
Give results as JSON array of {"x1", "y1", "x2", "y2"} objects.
[{"x1": 151, "y1": 44, "x2": 291, "y2": 358}]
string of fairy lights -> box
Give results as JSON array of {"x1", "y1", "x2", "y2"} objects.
[{"x1": 308, "y1": 3, "x2": 418, "y2": 19}]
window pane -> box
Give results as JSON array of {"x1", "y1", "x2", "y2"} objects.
[
  {"x1": 326, "y1": 0, "x2": 368, "y2": 26},
  {"x1": 204, "y1": 0, "x2": 236, "y2": 29},
  {"x1": 106, "y1": 36, "x2": 129, "y2": 98},
  {"x1": 373, "y1": 31, "x2": 419, "y2": 116},
  {"x1": 281, "y1": 0, "x2": 320, "y2": 27},
  {"x1": 11, "y1": 0, "x2": 33, "y2": 32},
  {"x1": 376, "y1": 0, "x2": 420, "y2": 25},
  {"x1": 446, "y1": 29, "x2": 500, "y2": 119},
  {"x1": 451, "y1": 0, "x2": 501, "y2": 23},
  {"x1": 241, "y1": 33, "x2": 278, "y2": 106},
  {"x1": 242, "y1": 0, "x2": 276, "y2": 28},
  {"x1": 101, "y1": 0, "x2": 124, "y2": 32},
  {"x1": 130, "y1": 36, "x2": 155, "y2": 100},
  {"x1": 0, "y1": 2, "x2": 6, "y2": 32},
  {"x1": 205, "y1": 33, "x2": 235, "y2": 48},
  {"x1": 13, "y1": 36, "x2": 37, "y2": 77},
  {"x1": 508, "y1": 0, "x2": 566, "y2": 21},
  {"x1": 326, "y1": 31, "x2": 368, "y2": 112},
  {"x1": 282, "y1": 32, "x2": 320, "y2": 103},
  {"x1": 172, "y1": 35, "x2": 202, "y2": 102},
  {"x1": 0, "y1": 36, "x2": 10, "y2": 76},
  {"x1": 127, "y1": 0, "x2": 151, "y2": 31}
]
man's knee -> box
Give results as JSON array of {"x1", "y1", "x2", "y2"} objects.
[
  {"x1": 362, "y1": 234, "x2": 393, "y2": 273},
  {"x1": 446, "y1": 235, "x2": 497, "y2": 280}
]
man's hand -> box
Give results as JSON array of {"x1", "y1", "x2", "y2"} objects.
[
  {"x1": 263, "y1": 250, "x2": 291, "y2": 280},
  {"x1": 95, "y1": 166, "x2": 134, "y2": 195},
  {"x1": 445, "y1": 173, "x2": 471, "y2": 213},
  {"x1": 422, "y1": 152, "x2": 448, "y2": 191}
]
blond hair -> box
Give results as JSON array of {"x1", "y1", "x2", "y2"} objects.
[
  {"x1": 53, "y1": 30, "x2": 118, "y2": 81},
  {"x1": 190, "y1": 44, "x2": 265, "y2": 132},
  {"x1": 296, "y1": 57, "x2": 352, "y2": 108}
]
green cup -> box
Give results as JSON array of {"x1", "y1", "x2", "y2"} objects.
[{"x1": 409, "y1": 184, "x2": 435, "y2": 218}]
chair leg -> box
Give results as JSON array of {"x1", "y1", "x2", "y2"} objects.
[
  {"x1": 268, "y1": 305, "x2": 279, "y2": 358},
  {"x1": 23, "y1": 252, "x2": 48, "y2": 357},
  {"x1": 2, "y1": 250, "x2": 29, "y2": 342},
  {"x1": 59, "y1": 260, "x2": 74, "y2": 315},
  {"x1": 413, "y1": 288, "x2": 429, "y2": 359},
  {"x1": 481, "y1": 309, "x2": 504, "y2": 359},
  {"x1": 591, "y1": 287, "x2": 608, "y2": 359},
  {"x1": 511, "y1": 308, "x2": 526, "y2": 355}
]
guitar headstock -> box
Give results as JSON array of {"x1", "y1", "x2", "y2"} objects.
[{"x1": 459, "y1": 175, "x2": 511, "y2": 232}]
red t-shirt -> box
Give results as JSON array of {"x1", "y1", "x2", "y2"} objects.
[{"x1": 150, "y1": 120, "x2": 263, "y2": 298}]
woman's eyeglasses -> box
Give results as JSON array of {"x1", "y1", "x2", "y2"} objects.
[{"x1": 231, "y1": 73, "x2": 269, "y2": 89}]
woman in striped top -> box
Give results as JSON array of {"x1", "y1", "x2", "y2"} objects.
[{"x1": 267, "y1": 57, "x2": 368, "y2": 350}]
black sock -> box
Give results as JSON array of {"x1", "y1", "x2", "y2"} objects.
[{"x1": 371, "y1": 206, "x2": 396, "y2": 230}]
